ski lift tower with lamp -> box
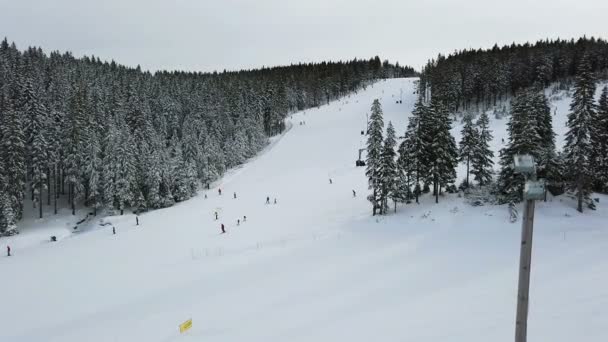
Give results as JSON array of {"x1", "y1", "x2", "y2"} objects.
[{"x1": 513, "y1": 154, "x2": 545, "y2": 342}]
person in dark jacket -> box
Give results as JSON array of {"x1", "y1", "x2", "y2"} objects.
[
  {"x1": 7, "y1": 245, "x2": 10, "y2": 257},
  {"x1": 221, "y1": 223, "x2": 226, "y2": 234},
  {"x1": 266, "y1": 196, "x2": 270, "y2": 204},
  {"x1": 218, "y1": 188, "x2": 222, "y2": 196}
]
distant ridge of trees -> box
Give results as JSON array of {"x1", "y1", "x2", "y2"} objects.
[{"x1": 419, "y1": 36, "x2": 608, "y2": 111}]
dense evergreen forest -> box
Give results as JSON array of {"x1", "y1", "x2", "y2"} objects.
[
  {"x1": 418, "y1": 37, "x2": 608, "y2": 111},
  {"x1": 0, "y1": 38, "x2": 415, "y2": 233}
]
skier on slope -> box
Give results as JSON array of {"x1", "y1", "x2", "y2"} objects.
[
  {"x1": 218, "y1": 188, "x2": 222, "y2": 196},
  {"x1": 7, "y1": 245, "x2": 10, "y2": 257},
  {"x1": 352, "y1": 190, "x2": 356, "y2": 197},
  {"x1": 266, "y1": 196, "x2": 270, "y2": 204},
  {"x1": 234, "y1": 192, "x2": 237, "y2": 199},
  {"x1": 221, "y1": 223, "x2": 226, "y2": 234},
  {"x1": 215, "y1": 211, "x2": 218, "y2": 220}
]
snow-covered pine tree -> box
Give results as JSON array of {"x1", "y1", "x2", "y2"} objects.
[
  {"x1": 100, "y1": 117, "x2": 119, "y2": 212},
  {"x1": 395, "y1": 110, "x2": 420, "y2": 208},
  {"x1": 470, "y1": 111, "x2": 494, "y2": 186},
  {"x1": 115, "y1": 124, "x2": 136, "y2": 214},
  {"x1": 170, "y1": 134, "x2": 198, "y2": 202},
  {"x1": 0, "y1": 190, "x2": 17, "y2": 234},
  {"x1": 563, "y1": 54, "x2": 596, "y2": 212},
  {"x1": 20, "y1": 78, "x2": 49, "y2": 218},
  {"x1": 0, "y1": 106, "x2": 26, "y2": 221},
  {"x1": 391, "y1": 158, "x2": 411, "y2": 211},
  {"x1": 399, "y1": 98, "x2": 427, "y2": 203},
  {"x1": 530, "y1": 90, "x2": 557, "y2": 184},
  {"x1": 497, "y1": 89, "x2": 542, "y2": 203},
  {"x1": 427, "y1": 96, "x2": 458, "y2": 203},
  {"x1": 591, "y1": 86, "x2": 608, "y2": 192},
  {"x1": 458, "y1": 113, "x2": 478, "y2": 188},
  {"x1": 379, "y1": 121, "x2": 397, "y2": 214},
  {"x1": 84, "y1": 126, "x2": 101, "y2": 215},
  {"x1": 65, "y1": 89, "x2": 86, "y2": 215},
  {"x1": 365, "y1": 99, "x2": 384, "y2": 215}
]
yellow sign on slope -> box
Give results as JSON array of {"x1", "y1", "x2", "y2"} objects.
[{"x1": 179, "y1": 319, "x2": 192, "y2": 333}]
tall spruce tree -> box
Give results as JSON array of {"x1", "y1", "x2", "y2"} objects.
[
  {"x1": 365, "y1": 99, "x2": 384, "y2": 215},
  {"x1": 426, "y1": 96, "x2": 458, "y2": 203},
  {"x1": 563, "y1": 55, "x2": 596, "y2": 212},
  {"x1": 399, "y1": 98, "x2": 427, "y2": 203},
  {"x1": 470, "y1": 111, "x2": 494, "y2": 186},
  {"x1": 0, "y1": 106, "x2": 26, "y2": 221},
  {"x1": 591, "y1": 86, "x2": 608, "y2": 192},
  {"x1": 497, "y1": 89, "x2": 543, "y2": 203},
  {"x1": 378, "y1": 121, "x2": 397, "y2": 214},
  {"x1": 20, "y1": 78, "x2": 48, "y2": 218},
  {"x1": 458, "y1": 113, "x2": 478, "y2": 187},
  {"x1": 531, "y1": 90, "x2": 557, "y2": 182},
  {"x1": 84, "y1": 127, "x2": 102, "y2": 215}
]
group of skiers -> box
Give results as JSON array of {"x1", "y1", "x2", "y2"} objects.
[
  {"x1": 328, "y1": 178, "x2": 357, "y2": 197},
  {"x1": 220, "y1": 215, "x2": 247, "y2": 234},
  {"x1": 212, "y1": 188, "x2": 252, "y2": 234},
  {"x1": 216, "y1": 193, "x2": 280, "y2": 234}
]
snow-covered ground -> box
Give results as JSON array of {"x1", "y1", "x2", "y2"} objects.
[{"x1": 1, "y1": 78, "x2": 607, "y2": 342}]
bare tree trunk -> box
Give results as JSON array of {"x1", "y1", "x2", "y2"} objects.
[
  {"x1": 466, "y1": 157, "x2": 470, "y2": 187},
  {"x1": 47, "y1": 167, "x2": 51, "y2": 205},
  {"x1": 54, "y1": 166, "x2": 58, "y2": 215},
  {"x1": 61, "y1": 168, "x2": 65, "y2": 195},
  {"x1": 372, "y1": 188, "x2": 377, "y2": 216},
  {"x1": 71, "y1": 183, "x2": 75, "y2": 215},
  {"x1": 577, "y1": 181, "x2": 583, "y2": 213},
  {"x1": 38, "y1": 184, "x2": 43, "y2": 219},
  {"x1": 434, "y1": 174, "x2": 439, "y2": 204},
  {"x1": 68, "y1": 181, "x2": 71, "y2": 207}
]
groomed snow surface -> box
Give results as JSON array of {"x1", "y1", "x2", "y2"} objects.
[{"x1": 1, "y1": 78, "x2": 607, "y2": 342}]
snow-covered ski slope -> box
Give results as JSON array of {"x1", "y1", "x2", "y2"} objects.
[{"x1": 1, "y1": 78, "x2": 607, "y2": 342}]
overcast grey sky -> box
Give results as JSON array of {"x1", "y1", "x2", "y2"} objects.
[{"x1": 1, "y1": 0, "x2": 607, "y2": 73}]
